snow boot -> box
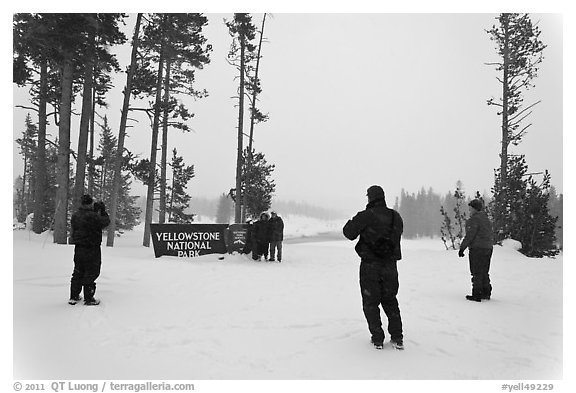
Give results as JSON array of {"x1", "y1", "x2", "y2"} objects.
[
  {"x1": 371, "y1": 338, "x2": 384, "y2": 350},
  {"x1": 481, "y1": 289, "x2": 491, "y2": 300},
  {"x1": 84, "y1": 298, "x2": 100, "y2": 306},
  {"x1": 466, "y1": 295, "x2": 482, "y2": 302},
  {"x1": 390, "y1": 338, "x2": 404, "y2": 350},
  {"x1": 68, "y1": 295, "x2": 82, "y2": 305},
  {"x1": 83, "y1": 284, "x2": 100, "y2": 306}
]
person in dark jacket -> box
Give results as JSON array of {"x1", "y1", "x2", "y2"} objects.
[
  {"x1": 69, "y1": 194, "x2": 110, "y2": 305},
  {"x1": 268, "y1": 211, "x2": 284, "y2": 262},
  {"x1": 343, "y1": 185, "x2": 405, "y2": 350},
  {"x1": 459, "y1": 199, "x2": 494, "y2": 302},
  {"x1": 252, "y1": 212, "x2": 270, "y2": 261}
]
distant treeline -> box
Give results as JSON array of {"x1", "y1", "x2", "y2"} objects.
[{"x1": 396, "y1": 186, "x2": 562, "y2": 246}]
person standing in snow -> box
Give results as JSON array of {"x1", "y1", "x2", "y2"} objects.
[
  {"x1": 268, "y1": 211, "x2": 284, "y2": 262},
  {"x1": 343, "y1": 185, "x2": 405, "y2": 350},
  {"x1": 252, "y1": 212, "x2": 271, "y2": 261},
  {"x1": 459, "y1": 199, "x2": 494, "y2": 302},
  {"x1": 69, "y1": 194, "x2": 110, "y2": 305}
]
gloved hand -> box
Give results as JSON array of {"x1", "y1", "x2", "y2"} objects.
[
  {"x1": 94, "y1": 201, "x2": 106, "y2": 214},
  {"x1": 458, "y1": 249, "x2": 465, "y2": 258}
]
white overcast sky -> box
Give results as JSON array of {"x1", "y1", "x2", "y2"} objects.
[{"x1": 9, "y1": 4, "x2": 567, "y2": 215}]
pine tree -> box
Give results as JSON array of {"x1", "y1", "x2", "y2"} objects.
[
  {"x1": 15, "y1": 114, "x2": 38, "y2": 222},
  {"x1": 132, "y1": 13, "x2": 210, "y2": 243},
  {"x1": 517, "y1": 172, "x2": 558, "y2": 257},
  {"x1": 489, "y1": 155, "x2": 527, "y2": 243},
  {"x1": 107, "y1": 13, "x2": 142, "y2": 246},
  {"x1": 240, "y1": 148, "x2": 275, "y2": 219},
  {"x1": 157, "y1": 14, "x2": 211, "y2": 224},
  {"x1": 486, "y1": 13, "x2": 546, "y2": 186},
  {"x1": 453, "y1": 184, "x2": 468, "y2": 244},
  {"x1": 92, "y1": 116, "x2": 141, "y2": 232},
  {"x1": 14, "y1": 14, "x2": 60, "y2": 234},
  {"x1": 38, "y1": 142, "x2": 59, "y2": 231},
  {"x1": 440, "y1": 205, "x2": 456, "y2": 250},
  {"x1": 489, "y1": 155, "x2": 559, "y2": 257},
  {"x1": 485, "y1": 13, "x2": 557, "y2": 258},
  {"x1": 166, "y1": 149, "x2": 195, "y2": 223},
  {"x1": 93, "y1": 116, "x2": 117, "y2": 202},
  {"x1": 439, "y1": 182, "x2": 468, "y2": 249},
  {"x1": 115, "y1": 172, "x2": 142, "y2": 232},
  {"x1": 226, "y1": 13, "x2": 258, "y2": 223},
  {"x1": 72, "y1": 14, "x2": 127, "y2": 217}
]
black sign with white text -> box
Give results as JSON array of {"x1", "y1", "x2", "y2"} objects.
[
  {"x1": 150, "y1": 224, "x2": 229, "y2": 258},
  {"x1": 227, "y1": 223, "x2": 249, "y2": 254}
]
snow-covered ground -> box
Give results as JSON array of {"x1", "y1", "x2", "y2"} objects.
[{"x1": 11, "y1": 216, "x2": 567, "y2": 389}]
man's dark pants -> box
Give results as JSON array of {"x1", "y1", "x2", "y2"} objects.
[
  {"x1": 469, "y1": 248, "x2": 493, "y2": 298},
  {"x1": 70, "y1": 245, "x2": 102, "y2": 301},
  {"x1": 359, "y1": 260, "x2": 403, "y2": 344}
]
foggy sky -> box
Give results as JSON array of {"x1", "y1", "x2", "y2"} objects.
[{"x1": 11, "y1": 12, "x2": 563, "y2": 215}]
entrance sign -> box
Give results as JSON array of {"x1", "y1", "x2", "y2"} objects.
[
  {"x1": 227, "y1": 223, "x2": 249, "y2": 254},
  {"x1": 150, "y1": 224, "x2": 228, "y2": 258}
]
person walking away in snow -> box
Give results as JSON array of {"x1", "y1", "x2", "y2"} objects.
[
  {"x1": 459, "y1": 199, "x2": 494, "y2": 302},
  {"x1": 268, "y1": 211, "x2": 284, "y2": 262},
  {"x1": 343, "y1": 185, "x2": 405, "y2": 350},
  {"x1": 252, "y1": 212, "x2": 271, "y2": 261},
  {"x1": 69, "y1": 194, "x2": 110, "y2": 305}
]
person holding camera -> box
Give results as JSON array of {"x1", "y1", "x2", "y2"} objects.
[
  {"x1": 343, "y1": 185, "x2": 405, "y2": 350},
  {"x1": 69, "y1": 194, "x2": 110, "y2": 306}
]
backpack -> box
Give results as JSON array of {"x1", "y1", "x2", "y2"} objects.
[{"x1": 363, "y1": 209, "x2": 396, "y2": 259}]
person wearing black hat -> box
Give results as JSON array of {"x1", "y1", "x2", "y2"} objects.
[
  {"x1": 69, "y1": 194, "x2": 110, "y2": 305},
  {"x1": 459, "y1": 199, "x2": 494, "y2": 302},
  {"x1": 343, "y1": 185, "x2": 405, "y2": 350}
]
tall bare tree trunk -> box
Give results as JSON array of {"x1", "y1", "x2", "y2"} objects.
[
  {"x1": 500, "y1": 15, "x2": 510, "y2": 186},
  {"x1": 107, "y1": 13, "x2": 142, "y2": 247},
  {"x1": 32, "y1": 59, "x2": 48, "y2": 234},
  {"x1": 159, "y1": 56, "x2": 172, "y2": 224},
  {"x1": 72, "y1": 29, "x2": 95, "y2": 215},
  {"x1": 53, "y1": 58, "x2": 74, "y2": 244},
  {"x1": 143, "y1": 16, "x2": 166, "y2": 247},
  {"x1": 247, "y1": 13, "x2": 266, "y2": 155},
  {"x1": 87, "y1": 72, "x2": 97, "y2": 196},
  {"x1": 243, "y1": 13, "x2": 267, "y2": 223},
  {"x1": 168, "y1": 163, "x2": 176, "y2": 222},
  {"x1": 234, "y1": 36, "x2": 246, "y2": 224},
  {"x1": 20, "y1": 154, "x2": 28, "y2": 222}
]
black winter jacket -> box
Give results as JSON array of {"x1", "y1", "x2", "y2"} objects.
[
  {"x1": 268, "y1": 216, "x2": 284, "y2": 242},
  {"x1": 252, "y1": 219, "x2": 271, "y2": 243},
  {"x1": 343, "y1": 198, "x2": 404, "y2": 262},
  {"x1": 71, "y1": 205, "x2": 110, "y2": 247},
  {"x1": 460, "y1": 210, "x2": 493, "y2": 251}
]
